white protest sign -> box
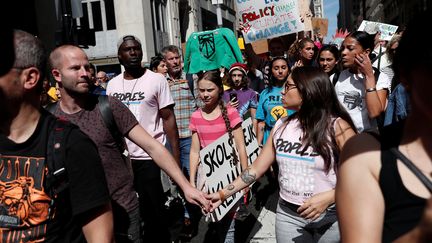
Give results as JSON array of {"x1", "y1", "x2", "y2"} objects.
[
  {"x1": 236, "y1": 0, "x2": 305, "y2": 43},
  {"x1": 358, "y1": 20, "x2": 398, "y2": 41},
  {"x1": 200, "y1": 118, "x2": 260, "y2": 222}
]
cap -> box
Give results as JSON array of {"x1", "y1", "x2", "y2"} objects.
[
  {"x1": 117, "y1": 35, "x2": 142, "y2": 50},
  {"x1": 229, "y1": 63, "x2": 248, "y2": 75}
]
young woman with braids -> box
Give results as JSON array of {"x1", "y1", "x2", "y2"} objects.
[
  {"x1": 206, "y1": 66, "x2": 356, "y2": 242},
  {"x1": 189, "y1": 70, "x2": 248, "y2": 242}
]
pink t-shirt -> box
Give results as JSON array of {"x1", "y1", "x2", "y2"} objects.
[
  {"x1": 272, "y1": 117, "x2": 337, "y2": 206},
  {"x1": 107, "y1": 70, "x2": 174, "y2": 160},
  {"x1": 189, "y1": 105, "x2": 242, "y2": 148}
]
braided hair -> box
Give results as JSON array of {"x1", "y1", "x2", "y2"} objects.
[{"x1": 199, "y1": 70, "x2": 239, "y2": 164}]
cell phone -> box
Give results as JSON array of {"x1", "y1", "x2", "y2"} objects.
[{"x1": 230, "y1": 93, "x2": 238, "y2": 102}]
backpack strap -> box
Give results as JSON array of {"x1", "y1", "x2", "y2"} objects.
[
  {"x1": 331, "y1": 71, "x2": 340, "y2": 86},
  {"x1": 46, "y1": 117, "x2": 72, "y2": 198},
  {"x1": 97, "y1": 95, "x2": 128, "y2": 157},
  {"x1": 45, "y1": 102, "x2": 58, "y2": 114}
]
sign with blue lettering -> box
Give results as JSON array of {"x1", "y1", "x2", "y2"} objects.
[
  {"x1": 236, "y1": 0, "x2": 304, "y2": 43},
  {"x1": 200, "y1": 118, "x2": 260, "y2": 222}
]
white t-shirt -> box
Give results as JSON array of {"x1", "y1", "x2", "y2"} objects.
[
  {"x1": 107, "y1": 70, "x2": 174, "y2": 160},
  {"x1": 332, "y1": 69, "x2": 391, "y2": 132}
]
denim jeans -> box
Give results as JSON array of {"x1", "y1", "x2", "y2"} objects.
[{"x1": 276, "y1": 199, "x2": 340, "y2": 243}]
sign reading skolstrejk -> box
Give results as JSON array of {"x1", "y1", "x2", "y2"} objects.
[{"x1": 200, "y1": 118, "x2": 260, "y2": 222}]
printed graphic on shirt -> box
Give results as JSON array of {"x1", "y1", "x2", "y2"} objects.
[
  {"x1": 341, "y1": 90, "x2": 363, "y2": 110},
  {"x1": 110, "y1": 91, "x2": 146, "y2": 120},
  {"x1": 271, "y1": 105, "x2": 288, "y2": 121},
  {"x1": 274, "y1": 138, "x2": 319, "y2": 199},
  {"x1": 198, "y1": 33, "x2": 215, "y2": 58},
  {"x1": 0, "y1": 155, "x2": 51, "y2": 242}
]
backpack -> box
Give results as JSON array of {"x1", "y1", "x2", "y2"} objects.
[{"x1": 44, "y1": 95, "x2": 128, "y2": 196}]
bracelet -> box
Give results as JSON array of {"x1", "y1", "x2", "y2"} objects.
[
  {"x1": 218, "y1": 190, "x2": 226, "y2": 202},
  {"x1": 366, "y1": 87, "x2": 377, "y2": 92}
]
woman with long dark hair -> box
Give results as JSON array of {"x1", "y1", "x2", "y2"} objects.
[
  {"x1": 334, "y1": 31, "x2": 391, "y2": 132},
  {"x1": 318, "y1": 44, "x2": 340, "y2": 79},
  {"x1": 207, "y1": 66, "x2": 356, "y2": 242},
  {"x1": 255, "y1": 56, "x2": 294, "y2": 147}
]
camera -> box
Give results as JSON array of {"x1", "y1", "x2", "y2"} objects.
[{"x1": 230, "y1": 93, "x2": 238, "y2": 102}]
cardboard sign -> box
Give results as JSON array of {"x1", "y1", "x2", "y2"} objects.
[
  {"x1": 358, "y1": 20, "x2": 398, "y2": 41},
  {"x1": 236, "y1": 0, "x2": 305, "y2": 43},
  {"x1": 251, "y1": 39, "x2": 269, "y2": 54},
  {"x1": 200, "y1": 118, "x2": 260, "y2": 222},
  {"x1": 311, "y1": 18, "x2": 329, "y2": 37}
]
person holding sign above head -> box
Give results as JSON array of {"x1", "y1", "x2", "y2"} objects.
[
  {"x1": 189, "y1": 70, "x2": 248, "y2": 242},
  {"x1": 206, "y1": 66, "x2": 357, "y2": 243}
]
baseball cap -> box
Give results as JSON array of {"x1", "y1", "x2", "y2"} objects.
[{"x1": 117, "y1": 35, "x2": 142, "y2": 50}]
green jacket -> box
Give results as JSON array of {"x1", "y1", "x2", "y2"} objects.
[{"x1": 184, "y1": 28, "x2": 243, "y2": 74}]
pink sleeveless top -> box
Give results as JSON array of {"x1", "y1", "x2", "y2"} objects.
[{"x1": 272, "y1": 117, "x2": 337, "y2": 205}]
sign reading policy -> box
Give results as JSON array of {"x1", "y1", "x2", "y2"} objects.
[{"x1": 236, "y1": 0, "x2": 305, "y2": 43}]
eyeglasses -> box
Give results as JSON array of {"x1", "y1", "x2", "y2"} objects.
[{"x1": 284, "y1": 82, "x2": 297, "y2": 91}]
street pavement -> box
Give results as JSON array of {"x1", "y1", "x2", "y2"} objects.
[{"x1": 169, "y1": 174, "x2": 279, "y2": 243}]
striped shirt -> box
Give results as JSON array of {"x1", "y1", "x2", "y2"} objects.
[{"x1": 190, "y1": 105, "x2": 242, "y2": 148}]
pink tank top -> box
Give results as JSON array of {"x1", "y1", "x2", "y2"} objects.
[{"x1": 272, "y1": 117, "x2": 337, "y2": 205}]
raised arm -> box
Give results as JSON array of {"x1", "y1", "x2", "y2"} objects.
[
  {"x1": 336, "y1": 133, "x2": 385, "y2": 243},
  {"x1": 356, "y1": 53, "x2": 388, "y2": 118}
]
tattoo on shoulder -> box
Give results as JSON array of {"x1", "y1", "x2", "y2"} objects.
[
  {"x1": 227, "y1": 184, "x2": 235, "y2": 191},
  {"x1": 240, "y1": 168, "x2": 256, "y2": 185}
]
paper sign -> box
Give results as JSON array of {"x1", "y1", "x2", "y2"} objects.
[
  {"x1": 358, "y1": 20, "x2": 398, "y2": 41},
  {"x1": 311, "y1": 18, "x2": 328, "y2": 37},
  {"x1": 200, "y1": 118, "x2": 260, "y2": 222},
  {"x1": 236, "y1": 0, "x2": 305, "y2": 44}
]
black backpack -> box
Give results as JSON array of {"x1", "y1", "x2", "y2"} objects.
[{"x1": 45, "y1": 95, "x2": 127, "y2": 196}]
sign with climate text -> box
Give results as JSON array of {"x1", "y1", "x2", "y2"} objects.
[
  {"x1": 200, "y1": 118, "x2": 260, "y2": 222},
  {"x1": 236, "y1": 0, "x2": 305, "y2": 43}
]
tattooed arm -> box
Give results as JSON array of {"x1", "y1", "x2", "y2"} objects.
[{"x1": 205, "y1": 128, "x2": 277, "y2": 210}]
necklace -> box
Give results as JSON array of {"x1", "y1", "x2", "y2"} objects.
[{"x1": 123, "y1": 77, "x2": 139, "y2": 107}]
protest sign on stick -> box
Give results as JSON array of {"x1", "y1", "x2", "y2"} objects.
[{"x1": 236, "y1": 0, "x2": 305, "y2": 43}]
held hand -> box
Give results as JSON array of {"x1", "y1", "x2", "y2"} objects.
[
  {"x1": 205, "y1": 192, "x2": 223, "y2": 212},
  {"x1": 184, "y1": 185, "x2": 211, "y2": 212},
  {"x1": 297, "y1": 192, "x2": 333, "y2": 221},
  {"x1": 230, "y1": 99, "x2": 239, "y2": 109},
  {"x1": 292, "y1": 60, "x2": 303, "y2": 71}
]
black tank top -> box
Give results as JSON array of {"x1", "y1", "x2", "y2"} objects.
[{"x1": 378, "y1": 122, "x2": 427, "y2": 242}]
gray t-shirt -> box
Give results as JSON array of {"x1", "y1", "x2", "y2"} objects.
[{"x1": 54, "y1": 95, "x2": 139, "y2": 212}]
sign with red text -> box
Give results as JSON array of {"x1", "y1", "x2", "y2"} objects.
[
  {"x1": 200, "y1": 118, "x2": 260, "y2": 222},
  {"x1": 236, "y1": 0, "x2": 304, "y2": 43}
]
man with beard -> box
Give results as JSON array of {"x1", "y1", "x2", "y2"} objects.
[
  {"x1": 0, "y1": 30, "x2": 113, "y2": 243},
  {"x1": 107, "y1": 35, "x2": 181, "y2": 243},
  {"x1": 49, "y1": 44, "x2": 209, "y2": 243}
]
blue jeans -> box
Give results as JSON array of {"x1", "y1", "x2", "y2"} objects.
[{"x1": 179, "y1": 137, "x2": 192, "y2": 176}]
